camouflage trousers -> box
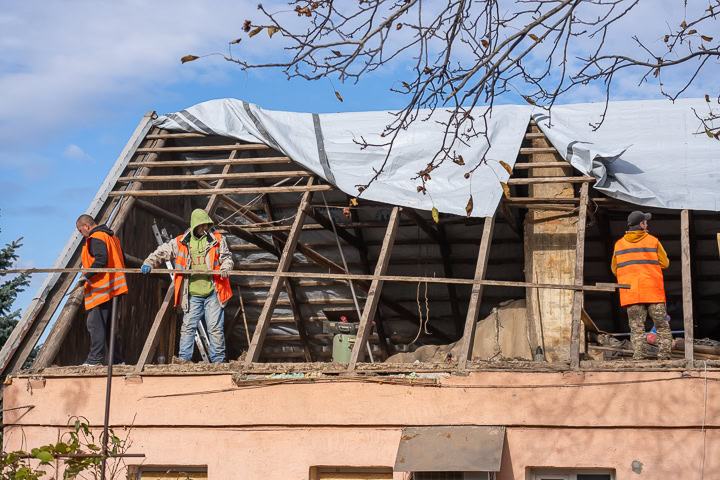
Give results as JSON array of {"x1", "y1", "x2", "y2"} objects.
[{"x1": 626, "y1": 302, "x2": 672, "y2": 360}]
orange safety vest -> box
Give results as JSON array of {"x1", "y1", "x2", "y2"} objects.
[
  {"x1": 613, "y1": 233, "x2": 666, "y2": 307},
  {"x1": 81, "y1": 231, "x2": 128, "y2": 310},
  {"x1": 173, "y1": 231, "x2": 232, "y2": 307}
]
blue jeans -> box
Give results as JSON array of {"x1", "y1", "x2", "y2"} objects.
[{"x1": 179, "y1": 294, "x2": 226, "y2": 363}]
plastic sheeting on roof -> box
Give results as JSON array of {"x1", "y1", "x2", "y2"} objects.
[
  {"x1": 535, "y1": 98, "x2": 720, "y2": 212},
  {"x1": 155, "y1": 98, "x2": 720, "y2": 216}
]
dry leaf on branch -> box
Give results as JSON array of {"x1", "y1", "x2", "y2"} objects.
[
  {"x1": 499, "y1": 160, "x2": 513, "y2": 175},
  {"x1": 335, "y1": 91, "x2": 343, "y2": 102},
  {"x1": 701, "y1": 35, "x2": 713, "y2": 41},
  {"x1": 523, "y1": 96, "x2": 536, "y2": 105},
  {"x1": 431, "y1": 207, "x2": 439, "y2": 224},
  {"x1": 465, "y1": 196, "x2": 474, "y2": 217},
  {"x1": 249, "y1": 27, "x2": 263, "y2": 37},
  {"x1": 453, "y1": 154, "x2": 465, "y2": 166},
  {"x1": 500, "y1": 182, "x2": 511, "y2": 199},
  {"x1": 350, "y1": 198, "x2": 358, "y2": 207},
  {"x1": 528, "y1": 33, "x2": 540, "y2": 42},
  {"x1": 181, "y1": 55, "x2": 199, "y2": 64},
  {"x1": 267, "y1": 26, "x2": 279, "y2": 38}
]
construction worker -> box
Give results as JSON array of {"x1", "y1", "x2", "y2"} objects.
[
  {"x1": 612, "y1": 211, "x2": 672, "y2": 360},
  {"x1": 76, "y1": 214, "x2": 127, "y2": 366},
  {"x1": 141, "y1": 209, "x2": 233, "y2": 363}
]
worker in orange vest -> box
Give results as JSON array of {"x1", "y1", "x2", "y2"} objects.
[
  {"x1": 612, "y1": 211, "x2": 672, "y2": 360},
  {"x1": 141, "y1": 209, "x2": 233, "y2": 363},
  {"x1": 75, "y1": 214, "x2": 128, "y2": 366}
]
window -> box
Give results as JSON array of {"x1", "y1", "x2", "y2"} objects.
[
  {"x1": 131, "y1": 466, "x2": 207, "y2": 479},
  {"x1": 531, "y1": 469, "x2": 614, "y2": 480},
  {"x1": 310, "y1": 467, "x2": 393, "y2": 479},
  {"x1": 412, "y1": 474, "x2": 490, "y2": 480}
]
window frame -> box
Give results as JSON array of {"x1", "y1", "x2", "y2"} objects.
[
  {"x1": 530, "y1": 469, "x2": 615, "y2": 480},
  {"x1": 128, "y1": 465, "x2": 208, "y2": 479},
  {"x1": 309, "y1": 466, "x2": 394, "y2": 479}
]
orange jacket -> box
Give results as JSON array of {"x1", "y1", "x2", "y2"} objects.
[
  {"x1": 173, "y1": 231, "x2": 232, "y2": 307},
  {"x1": 81, "y1": 230, "x2": 128, "y2": 310},
  {"x1": 612, "y1": 231, "x2": 667, "y2": 306}
]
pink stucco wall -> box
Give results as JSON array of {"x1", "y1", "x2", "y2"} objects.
[{"x1": 4, "y1": 370, "x2": 718, "y2": 479}]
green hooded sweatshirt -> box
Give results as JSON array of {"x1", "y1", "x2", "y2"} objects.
[{"x1": 188, "y1": 209, "x2": 214, "y2": 297}]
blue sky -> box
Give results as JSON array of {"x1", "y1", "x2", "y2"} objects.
[{"x1": 1, "y1": 1, "x2": 716, "y2": 321}]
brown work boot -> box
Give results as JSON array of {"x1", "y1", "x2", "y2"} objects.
[{"x1": 171, "y1": 356, "x2": 192, "y2": 365}]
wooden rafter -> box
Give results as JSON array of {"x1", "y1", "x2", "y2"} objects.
[
  {"x1": 253, "y1": 163, "x2": 314, "y2": 362},
  {"x1": 245, "y1": 178, "x2": 316, "y2": 365},
  {"x1": 457, "y1": 216, "x2": 495, "y2": 372},
  {"x1": 347, "y1": 207, "x2": 401, "y2": 371},
  {"x1": 30, "y1": 124, "x2": 164, "y2": 371},
  {"x1": 108, "y1": 184, "x2": 333, "y2": 197},
  {"x1": 134, "y1": 146, "x2": 243, "y2": 373},
  {"x1": 348, "y1": 198, "x2": 391, "y2": 360}
]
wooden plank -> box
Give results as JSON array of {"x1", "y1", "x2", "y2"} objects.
[
  {"x1": 136, "y1": 144, "x2": 270, "y2": 153},
  {"x1": 9, "y1": 267, "x2": 626, "y2": 292},
  {"x1": 117, "y1": 171, "x2": 311, "y2": 183},
  {"x1": 347, "y1": 207, "x2": 401, "y2": 371},
  {"x1": 126, "y1": 158, "x2": 292, "y2": 168},
  {"x1": 205, "y1": 145, "x2": 241, "y2": 216},
  {"x1": 135, "y1": 148, "x2": 244, "y2": 373},
  {"x1": 245, "y1": 179, "x2": 315, "y2": 365},
  {"x1": 26, "y1": 125, "x2": 162, "y2": 372},
  {"x1": 257, "y1": 173, "x2": 314, "y2": 362},
  {"x1": 519, "y1": 147, "x2": 558, "y2": 154},
  {"x1": 503, "y1": 197, "x2": 580, "y2": 204},
  {"x1": 681, "y1": 209, "x2": 694, "y2": 367},
  {"x1": 146, "y1": 132, "x2": 208, "y2": 139},
  {"x1": 570, "y1": 182, "x2": 590, "y2": 369},
  {"x1": 524, "y1": 132, "x2": 547, "y2": 139},
  {"x1": 513, "y1": 162, "x2": 572, "y2": 169},
  {"x1": 134, "y1": 283, "x2": 176, "y2": 373},
  {"x1": 507, "y1": 177, "x2": 594, "y2": 185},
  {"x1": 108, "y1": 185, "x2": 333, "y2": 197},
  {"x1": 457, "y1": 216, "x2": 495, "y2": 372},
  {"x1": 349, "y1": 199, "x2": 391, "y2": 360}
]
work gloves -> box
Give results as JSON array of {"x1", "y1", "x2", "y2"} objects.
[
  {"x1": 76, "y1": 275, "x2": 90, "y2": 289},
  {"x1": 141, "y1": 265, "x2": 152, "y2": 274},
  {"x1": 220, "y1": 269, "x2": 230, "y2": 279}
]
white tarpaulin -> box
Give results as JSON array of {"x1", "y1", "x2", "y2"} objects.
[
  {"x1": 534, "y1": 98, "x2": 720, "y2": 211},
  {"x1": 155, "y1": 98, "x2": 720, "y2": 216}
]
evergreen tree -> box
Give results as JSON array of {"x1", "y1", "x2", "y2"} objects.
[{"x1": 0, "y1": 215, "x2": 31, "y2": 349}]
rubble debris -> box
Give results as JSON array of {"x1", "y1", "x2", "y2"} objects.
[{"x1": 385, "y1": 300, "x2": 533, "y2": 363}]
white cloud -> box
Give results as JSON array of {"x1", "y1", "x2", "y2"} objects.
[
  {"x1": 63, "y1": 144, "x2": 92, "y2": 162},
  {"x1": 0, "y1": 1, "x2": 278, "y2": 150}
]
